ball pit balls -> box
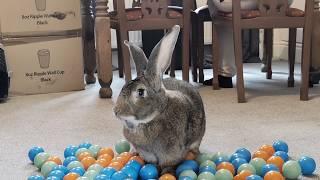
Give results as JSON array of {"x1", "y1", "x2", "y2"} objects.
[
  {"x1": 237, "y1": 163, "x2": 256, "y2": 174},
  {"x1": 246, "y1": 175, "x2": 263, "y2": 180},
  {"x1": 63, "y1": 172, "x2": 80, "y2": 180},
  {"x1": 179, "y1": 176, "x2": 193, "y2": 180},
  {"x1": 47, "y1": 156, "x2": 62, "y2": 165},
  {"x1": 34, "y1": 152, "x2": 50, "y2": 169},
  {"x1": 217, "y1": 162, "x2": 235, "y2": 175},
  {"x1": 181, "y1": 160, "x2": 199, "y2": 173},
  {"x1": 52, "y1": 165, "x2": 69, "y2": 175},
  {"x1": 229, "y1": 153, "x2": 247, "y2": 163},
  {"x1": 40, "y1": 161, "x2": 58, "y2": 177},
  {"x1": 27, "y1": 175, "x2": 45, "y2": 180},
  {"x1": 231, "y1": 158, "x2": 247, "y2": 171},
  {"x1": 87, "y1": 163, "x2": 103, "y2": 173},
  {"x1": 273, "y1": 140, "x2": 289, "y2": 153},
  {"x1": 78, "y1": 151, "x2": 93, "y2": 161},
  {"x1": 96, "y1": 158, "x2": 110, "y2": 167},
  {"x1": 139, "y1": 164, "x2": 159, "y2": 179},
  {"x1": 299, "y1": 156, "x2": 316, "y2": 175},
  {"x1": 215, "y1": 169, "x2": 233, "y2": 180},
  {"x1": 108, "y1": 161, "x2": 124, "y2": 171},
  {"x1": 122, "y1": 166, "x2": 139, "y2": 179},
  {"x1": 100, "y1": 167, "x2": 117, "y2": 178},
  {"x1": 200, "y1": 160, "x2": 216, "y2": 170},
  {"x1": 252, "y1": 150, "x2": 270, "y2": 161},
  {"x1": 176, "y1": 164, "x2": 194, "y2": 176},
  {"x1": 249, "y1": 158, "x2": 266, "y2": 176},
  {"x1": 261, "y1": 164, "x2": 279, "y2": 176},
  {"x1": 126, "y1": 160, "x2": 142, "y2": 171},
  {"x1": 81, "y1": 156, "x2": 97, "y2": 170},
  {"x1": 196, "y1": 153, "x2": 212, "y2": 164},
  {"x1": 63, "y1": 156, "x2": 77, "y2": 167},
  {"x1": 112, "y1": 171, "x2": 129, "y2": 180},
  {"x1": 67, "y1": 161, "x2": 84, "y2": 170},
  {"x1": 78, "y1": 142, "x2": 92, "y2": 149},
  {"x1": 266, "y1": 156, "x2": 284, "y2": 170},
  {"x1": 47, "y1": 170, "x2": 65, "y2": 179},
  {"x1": 95, "y1": 174, "x2": 109, "y2": 180},
  {"x1": 28, "y1": 147, "x2": 45, "y2": 162},
  {"x1": 88, "y1": 144, "x2": 101, "y2": 158},
  {"x1": 215, "y1": 156, "x2": 229, "y2": 166},
  {"x1": 282, "y1": 160, "x2": 302, "y2": 179},
  {"x1": 115, "y1": 140, "x2": 131, "y2": 154},
  {"x1": 179, "y1": 170, "x2": 197, "y2": 180},
  {"x1": 69, "y1": 167, "x2": 85, "y2": 176},
  {"x1": 199, "y1": 166, "x2": 216, "y2": 175},
  {"x1": 258, "y1": 145, "x2": 275, "y2": 156},
  {"x1": 46, "y1": 177, "x2": 60, "y2": 180},
  {"x1": 197, "y1": 172, "x2": 215, "y2": 180},
  {"x1": 264, "y1": 171, "x2": 285, "y2": 180},
  {"x1": 212, "y1": 152, "x2": 229, "y2": 163},
  {"x1": 235, "y1": 148, "x2": 251, "y2": 162},
  {"x1": 83, "y1": 169, "x2": 99, "y2": 179},
  {"x1": 75, "y1": 148, "x2": 94, "y2": 158},
  {"x1": 98, "y1": 147, "x2": 114, "y2": 158},
  {"x1": 64, "y1": 145, "x2": 79, "y2": 158},
  {"x1": 233, "y1": 170, "x2": 252, "y2": 180},
  {"x1": 274, "y1": 151, "x2": 289, "y2": 162},
  {"x1": 129, "y1": 155, "x2": 145, "y2": 165}
]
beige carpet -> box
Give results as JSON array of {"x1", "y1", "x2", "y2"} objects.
[{"x1": 0, "y1": 62, "x2": 319, "y2": 179}]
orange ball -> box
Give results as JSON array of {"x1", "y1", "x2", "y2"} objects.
[
  {"x1": 96, "y1": 158, "x2": 110, "y2": 167},
  {"x1": 98, "y1": 153, "x2": 113, "y2": 162},
  {"x1": 63, "y1": 172, "x2": 79, "y2": 180},
  {"x1": 81, "y1": 156, "x2": 96, "y2": 170},
  {"x1": 217, "y1": 162, "x2": 235, "y2": 175},
  {"x1": 264, "y1": 171, "x2": 285, "y2": 180},
  {"x1": 119, "y1": 152, "x2": 133, "y2": 162},
  {"x1": 253, "y1": 150, "x2": 270, "y2": 161},
  {"x1": 98, "y1": 147, "x2": 114, "y2": 158},
  {"x1": 159, "y1": 173, "x2": 176, "y2": 180},
  {"x1": 267, "y1": 156, "x2": 284, "y2": 171},
  {"x1": 47, "y1": 156, "x2": 62, "y2": 165},
  {"x1": 78, "y1": 152, "x2": 93, "y2": 162},
  {"x1": 259, "y1": 145, "x2": 275, "y2": 156},
  {"x1": 129, "y1": 156, "x2": 145, "y2": 165},
  {"x1": 112, "y1": 156, "x2": 128, "y2": 165},
  {"x1": 185, "y1": 151, "x2": 196, "y2": 160},
  {"x1": 233, "y1": 170, "x2": 252, "y2": 180},
  {"x1": 108, "y1": 161, "x2": 124, "y2": 171}
]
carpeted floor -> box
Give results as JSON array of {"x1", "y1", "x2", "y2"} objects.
[{"x1": 0, "y1": 61, "x2": 319, "y2": 179}]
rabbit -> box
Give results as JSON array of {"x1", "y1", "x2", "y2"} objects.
[{"x1": 113, "y1": 25, "x2": 206, "y2": 174}]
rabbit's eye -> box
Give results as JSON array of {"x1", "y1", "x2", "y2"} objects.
[{"x1": 138, "y1": 89, "x2": 145, "y2": 97}]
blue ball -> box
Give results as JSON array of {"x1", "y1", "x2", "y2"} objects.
[
  {"x1": 111, "y1": 171, "x2": 128, "y2": 180},
  {"x1": 70, "y1": 167, "x2": 85, "y2": 176},
  {"x1": 299, "y1": 156, "x2": 316, "y2": 175},
  {"x1": 52, "y1": 165, "x2": 69, "y2": 175},
  {"x1": 48, "y1": 170, "x2": 65, "y2": 179},
  {"x1": 95, "y1": 174, "x2": 109, "y2": 180},
  {"x1": 46, "y1": 177, "x2": 60, "y2": 180},
  {"x1": 63, "y1": 156, "x2": 77, "y2": 167},
  {"x1": 181, "y1": 160, "x2": 199, "y2": 173},
  {"x1": 199, "y1": 166, "x2": 216, "y2": 174},
  {"x1": 176, "y1": 164, "x2": 193, "y2": 177},
  {"x1": 178, "y1": 176, "x2": 193, "y2": 180},
  {"x1": 235, "y1": 148, "x2": 251, "y2": 162},
  {"x1": 261, "y1": 164, "x2": 279, "y2": 176},
  {"x1": 246, "y1": 175, "x2": 263, "y2": 180},
  {"x1": 28, "y1": 147, "x2": 45, "y2": 162},
  {"x1": 27, "y1": 175, "x2": 45, "y2": 180},
  {"x1": 78, "y1": 142, "x2": 92, "y2": 149},
  {"x1": 126, "y1": 160, "x2": 142, "y2": 172},
  {"x1": 231, "y1": 158, "x2": 247, "y2": 171},
  {"x1": 214, "y1": 156, "x2": 228, "y2": 166},
  {"x1": 100, "y1": 167, "x2": 117, "y2": 178},
  {"x1": 64, "y1": 145, "x2": 79, "y2": 158},
  {"x1": 274, "y1": 151, "x2": 289, "y2": 162},
  {"x1": 229, "y1": 153, "x2": 247, "y2": 163},
  {"x1": 139, "y1": 164, "x2": 158, "y2": 180},
  {"x1": 273, "y1": 140, "x2": 288, "y2": 153},
  {"x1": 122, "y1": 166, "x2": 139, "y2": 179}
]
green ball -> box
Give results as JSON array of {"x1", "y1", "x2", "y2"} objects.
[
  {"x1": 197, "y1": 172, "x2": 216, "y2": 180},
  {"x1": 200, "y1": 160, "x2": 217, "y2": 170},
  {"x1": 88, "y1": 145, "x2": 101, "y2": 158},
  {"x1": 87, "y1": 164, "x2": 103, "y2": 173},
  {"x1": 115, "y1": 140, "x2": 131, "y2": 154},
  {"x1": 237, "y1": 163, "x2": 256, "y2": 174},
  {"x1": 67, "y1": 161, "x2": 84, "y2": 170},
  {"x1": 212, "y1": 152, "x2": 229, "y2": 163},
  {"x1": 215, "y1": 169, "x2": 233, "y2": 180},
  {"x1": 282, "y1": 160, "x2": 302, "y2": 179},
  {"x1": 83, "y1": 170, "x2": 99, "y2": 180},
  {"x1": 75, "y1": 148, "x2": 94, "y2": 158},
  {"x1": 196, "y1": 153, "x2": 213, "y2": 164},
  {"x1": 249, "y1": 158, "x2": 266, "y2": 176},
  {"x1": 34, "y1": 152, "x2": 50, "y2": 169},
  {"x1": 77, "y1": 177, "x2": 89, "y2": 180},
  {"x1": 41, "y1": 161, "x2": 58, "y2": 177},
  {"x1": 180, "y1": 170, "x2": 197, "y2": 180}
]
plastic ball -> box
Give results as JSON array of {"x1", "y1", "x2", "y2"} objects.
[
  {"x1": 27, "y1": 175, "x2": 45, "y2": 180},
  {"x1": 258, "y1": 145, "x2": 275, "y2": 156},
  {"x1": 246, "y1": 175, "x2": 263, "y2": 180},
  {"x1": 261, "y1": 164, "x2": 279, "y2": 177},
  {"x1": 95, "y1": 174, "x2": 109, "y2": 180},
  {"x1": 196, "y1": 153, "x2": 213, "y2": 164},
  {"x1": 299, "y1": 156, "x2": 316, "y2": 175},
  {"x1": 217, "y1": 162, "x2": 235, "y2": 175},
  {"x1": 178, "y1": 176, "x2": 193, "y2": 180},
  {"x1": 235, "y1": 148, "x2": 251, "y2": 162},
  {"x1": 231, "y1": 158, "x2": 247, "y2": 171},
  {"x1": 48, "y1": 170, "x2": 65, "y2": 179},
  {"x1": 267, "y1": 156, "x2": 284, "y2": 171},
  {"x1": 129, "y1": 155, "x2": 145, "y2": 165},
  {"x1": 126, "y1": 160, "x2": 142, "y2": 171},
  {"x1": 83, "y1": 170, "x2": 99, "y2": 179},
  {"x1": 46, "y1": 176, "x2": 60, "y2": 180},
  {"x1": 63, "y1": 156, "x2": 77, "y2": 167},
  {"x1": 252, "y1": 151, "x2": 270, "y2": 161},
  {"x1": 215, "y1": 169, "x2": 233, "y2": 180},
  {"x1": 67, "y1": 161, "x2": 84, "y2": 170},
  {"x1": 122, "y1": 166, "x2": 139, "y2": 179},
  {"x1": 98, "y1": 153, "x2": 113, "y2": 162},
  {"x1": 212, "y1": 152, "x2": 229, "y2": 163},
  {"x1": 273, "y1": 151, "x2": 289, "y2": 162},
  {"x1": 237, "y1": 163, "x2": 256, "y2": 175},
  {"x1": 264, "y1": 171, "x2": 284, "y2": 180},
  {"x1": 63, "y1": 172, "x2": 80, "y2": 180},
  {"x1": 34, "y1": 152, "x2": 50, "y2": 169},
  {"x1": 111, "y1": 171, "x2": 129, "y2": 180},
  {"x1": 78, "y1": 142, "x2": 92, "y2": 149},
  {"x1": 96, "y1": 158, "x2": 110, "y2": 168},
  {"x1": 249, "y1": 158, "x2": 266, "y2": 176},
  {"x1": 64, "y1": 145, "x2": 79, "y2": 158},
  {"x1": 233, "y1": 170, "x2": 252, "y2": 180},
  {"x1": 199, "y1": 166, "x2": 216, "y2": 175},
  {"x1": 69, "y1": 167, "x2": 85, "y2": 176},
  {"x1": 176, "y1": 164, "x2": 194, "y2": 177},
  {"x1": 52, "y1": 165, "x2": 69, "y2": 175},
  {"x1": 197, "y1": 172, "x2": 215, "y2": 180},
  {"x1": 88, "y1": 144, "x2": 101, "y2": 158},
  {"x1": 47, "y1": 156, "x2": 62, "y2": 165},
  {"x1": 214, "y1": 157, "x2": 229, "y2": 166},
  {"x1": 28, "y1": 146, "x2": 45, "y2": 162},
  {"x1": 87, "y1": 164, "x2": 103, "y2": 173},
  {"x1": 160, "y1": 173, "x2": 177, "y2": 180},
  {"x1": 179, "y1": 170, "x2": 197, "y2": 180},
  {"x1": 108, "y1": 161, "x2": 124, "y2": 171},
  {"x1": 139, "y1": 164, "x2": 159, "y2": 180},
  {"x1": 75, "y1": 148, "x2": 94, "y2": 158},
  {"x1": 229, "y1": 153, "x2": 247, "y2": 163},
  {"x1": 98, "y1": 147, "x2": 114, "y2": 158},
  {"x1": 282, "y1": 160, "x2": 302, "y2": 179},
  {"x1": 115, "y1": 140, "x2": 131, "y2": 154},
  {"x1": 100, "y1": 167, "x2": 117, "y2": 178},
  {"x1": 200, "y1": 160, "x2": 216, "y2": 170},
  {"x1": 119, "y1": 152, "x2": 133, "y2": 162},
  {"x1": 272, "y1": 140, "x2": 288, "y2": 153},
  {"x1": 78, "y1": 152, "x2": 93, "y2": 161},
  {"x1": 41, "y1": 161, "x2": 58, "y2": 177},
  {"x1": 81, "y1": 156, "x2": 96, "y2": 170},
  {"x1": 76, "y1": 177, "x2": 89, "y2": 180},
  {"x1": 181, "y1": 160, "x2": 199, "y2": 173},
  {"x1": 112, "y1": 155, "x2": 129, "y2": 165}
]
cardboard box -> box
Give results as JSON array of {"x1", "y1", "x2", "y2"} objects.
[
  {"x1": 4, "y1": 36, "x2": 84, "y2": 95},
  {"x1": 0, "y1": 0, "x2": 81, "y2": 36}
]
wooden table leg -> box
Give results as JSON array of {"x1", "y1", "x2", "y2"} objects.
[{"x1": 95, "y1": 0, "x2": 113, "y2": 98}]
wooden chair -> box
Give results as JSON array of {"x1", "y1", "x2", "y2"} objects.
[
  {"x1": 212, "y1": 0, "x2": 314, "y2": 103},
  {"x1": 109, "y1": 0, "x2": 192, "y2": 82}
]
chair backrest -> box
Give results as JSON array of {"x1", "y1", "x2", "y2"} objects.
[
  {"x1": 258, "y1": 0, "x2": 289, "y2": 16},
  {"x1": 141, "y1": 0, "x2": 169, "y2": 18},
  {"x1": 315, "y1": 0, "x2": 320, "y2": 11}
]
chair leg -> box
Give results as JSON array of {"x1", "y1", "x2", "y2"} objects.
[
  {"x1": 212, "y1": 23, "x2": 220, "y2": 90},
  {"x1": 288, "y1": 28, "x2": 297, "y2": 87},
  {"x1": 198, "y1": 18, "x2": 205, "y2": 83},
  {"x1": 119, "y1": 30, "x2": 132, "y2": 82},
  {"x1": 116, "y1": 29, "x2": 124, "y2": 78},
  {"x1": 182, "y1": 27, "x2": 190, "y2": 82},
  {"x1": 191, "y1": 13, "x2": 199, "y2": 82},
  {"x1": 265, "y1": 29, "x2": 273, "y2": 80}
]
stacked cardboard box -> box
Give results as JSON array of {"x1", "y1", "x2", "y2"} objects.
[{"x1": 0, "y1": 0, "x2": 84, "y2": 95}]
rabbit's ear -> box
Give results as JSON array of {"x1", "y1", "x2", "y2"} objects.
[
  {"x1": 124, "y1": 40, "x2": 148, "y2": 76},
  {"x1": 145, "y1": 25, "x2": 180, "y2": 91}
]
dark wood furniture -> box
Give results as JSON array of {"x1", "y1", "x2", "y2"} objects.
[
  {"x1": 109, "y1": 0, "x2": 192, "y2": 82},
  {"x1": 212, "y1": 0, "x2": 314, "y2": 103}
]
